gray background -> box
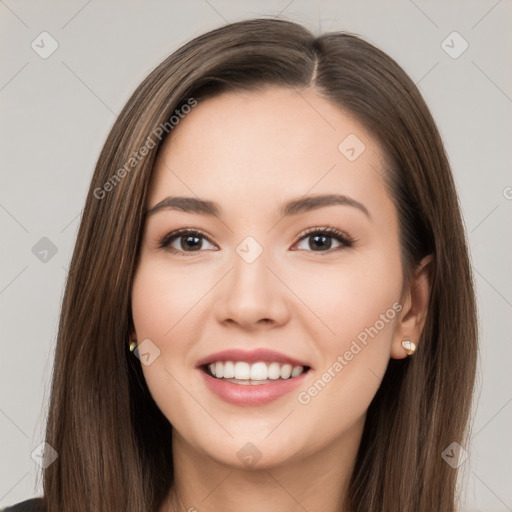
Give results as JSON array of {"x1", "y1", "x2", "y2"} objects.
[{"x1": 1, "y1": 1, "x2": 511, "y2": 510}]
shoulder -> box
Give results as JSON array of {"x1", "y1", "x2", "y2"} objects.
[{"x1": 1, "y1": 498, "x2": 46, "y2": 512}]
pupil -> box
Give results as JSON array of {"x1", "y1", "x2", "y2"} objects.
[
  {"x1": 182, "y1": 235, "x2": 201, "y2": 251},
  {"x1": 311, "y1": 234, "x2": 331, "y2": 250}
]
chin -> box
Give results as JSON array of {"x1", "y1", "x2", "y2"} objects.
[{"x1": 189, "y1": 429, "x2": 310, "y2": 471}]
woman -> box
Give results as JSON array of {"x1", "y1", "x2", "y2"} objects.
[{"x1": 3, "y1": 17, "x2": 477, "y2": 512}]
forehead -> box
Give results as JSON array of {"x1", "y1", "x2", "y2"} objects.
[{"x1": 147, "y1": 87, "x2": 391, "y2": 217}]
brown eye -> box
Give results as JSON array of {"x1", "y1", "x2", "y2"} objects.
[
  {"x1": 158, "y1": 229, "x2": 217, "y2": 255},
  {"x1": 293, "y1": 227, "x2": 354, "y2": 253}
]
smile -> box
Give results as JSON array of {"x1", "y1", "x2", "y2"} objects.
[
  {"x1": 196, "y1": 348, "x2": 312, "y2": 406},
  {"x1": 204, "y1": 361, "x2": 308, "y2": 383}
]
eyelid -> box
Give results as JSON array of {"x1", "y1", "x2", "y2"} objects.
[
  {"x1": 157, "y1": 228, "x2": 217, "y2": 253},
  {"x1": 158, "y1": 225, "x2": 355, "y2": 255},
  {"x1": 293, "y1": 225, "x2": 355, "y2": 246}
]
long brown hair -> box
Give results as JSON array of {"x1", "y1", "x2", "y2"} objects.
[{"x1": 42, "y1": 18, "x2": 478, "y2": 512}]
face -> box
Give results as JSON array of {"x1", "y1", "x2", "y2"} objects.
[{"x1": 131, "y1": 86, "x2": 412, "y2": 469}]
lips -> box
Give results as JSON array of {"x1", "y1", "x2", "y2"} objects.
[{"x1": 196, "y1": 348, "x2": 312, "y2": 406}]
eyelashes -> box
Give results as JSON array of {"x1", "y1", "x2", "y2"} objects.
[
  {"x1": 157, "y1": 228, "x2": 214, "y2": 254},
  {"x1": 295, "y1": 226, "x2": 355, "y2": 251},
  {"x1": 157, "y1": 226, "x2": 356, "y2": 256}
]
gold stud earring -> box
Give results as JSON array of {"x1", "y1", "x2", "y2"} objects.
[
  {"x1": 401, "y1": 340, "x2": 416, "y2": 356},
  {"x1": 129, "y1": 341, "x2": 137, "y2": 352}
]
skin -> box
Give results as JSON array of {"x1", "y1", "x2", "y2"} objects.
[{"x1": 130, "y1": 86, "x2": 431, "y2": 512}]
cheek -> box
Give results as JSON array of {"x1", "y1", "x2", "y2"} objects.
[
  {"x1": 130, "y1": 261, "x2": 204, "y2": 427},
  {"x1": 130, "y1": 257, "x2": 215, "y2": 395},
  {"x1": 291, "y1": 252, "x2": 402, "y2": 409},
  {"x1": 290, "y1": 248, "x2": 402, "y2": 344},
  {"x1": 131, "y1": 258, "x2": 205, "y2": 342},
  {"x1": 130, "y1": 265, "x2": 168, "y2": 360}
]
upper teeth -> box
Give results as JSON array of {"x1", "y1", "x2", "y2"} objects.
[{"x1": 208, "y1": 361, "x2": 305, "y2": 380}]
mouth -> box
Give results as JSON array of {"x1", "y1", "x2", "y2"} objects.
[
  {"x1": 201, "y1": 361, "x2": 311, "y2": 385},
  {"x1": 196, "y1": 349, "x2": 312, "y2": 406}
]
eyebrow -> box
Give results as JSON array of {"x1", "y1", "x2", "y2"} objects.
[{"x1": 145, "y1": 194, "x2": 370, "y2": 219}]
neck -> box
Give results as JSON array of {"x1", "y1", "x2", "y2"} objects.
[{"x1": 161, "y1": 417, "x2": 364, "y2": 512}]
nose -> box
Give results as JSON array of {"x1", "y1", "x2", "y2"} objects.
[{"x1": 215, "y1": 244, "x2": 290, "y2": 330}]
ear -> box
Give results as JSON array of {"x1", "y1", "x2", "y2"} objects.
[{"x1": 391, "y1": 254, "x2": 434, "y2": 359}]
